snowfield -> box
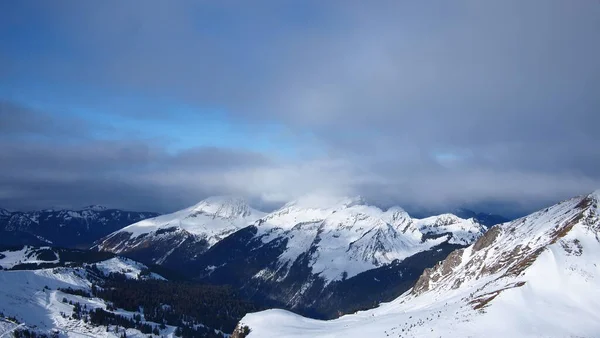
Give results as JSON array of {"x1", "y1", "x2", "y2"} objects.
[
  {"x1": 98, "y1": 194, "x2": 485, "y2": 289},
  {"x1": 238, "y1": 191, "x2": 600, "y2": 338},
  {"x1": 95, "y1": 257, "x2": 166, "y2": 280},
  {"x1": 0, "y1": 246, "x2": 59, "y2": 269},
  {"x1": 253, "y1": 196, "x2": 485, "y2": 284},
  {"x1": 100, "y1": 196, "x2": 265, "y2": 248},
  {"x1": 0, "y1": 257, "x2": 170, "y2": 337}
]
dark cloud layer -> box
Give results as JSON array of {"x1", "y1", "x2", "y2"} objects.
[{"x1": 1, "y1": 1, "x2": 599, "y2": 216}]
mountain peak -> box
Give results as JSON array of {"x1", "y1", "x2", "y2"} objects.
[
  {"x1": 82, "y1": 205, "x2": 107, "y2": 211},
  {"x1": 383, "y1": 206, "x2": 410, "y2": 223},
  {"x1": 590, "y1": 189, "x2": 600, "y2": 202},
  {"x1": 190, "y1": 196, "x2": 256, "y2": 219},
  {"x1": 284, "y1": 194, "x2": 366, "y2": 210}
]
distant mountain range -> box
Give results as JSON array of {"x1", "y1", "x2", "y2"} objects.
[{"x1": 0, "y1": 206, "x2": 159, "y2": 248}]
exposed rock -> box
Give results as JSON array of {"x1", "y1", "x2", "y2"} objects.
[
  {"x1": 231, "y1": 323, "x2": 251, "y2": 338},
  {"x1": 472, "y1": 226, "x2": 502, "y2": 252},
  {"x1": 441, "y1": 249, "x2": 464, "y2": 275}
]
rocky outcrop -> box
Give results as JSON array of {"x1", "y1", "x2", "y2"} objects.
[
  {"x1": 231, "y1": 323, "x2": 252, "y2": 338},
  {"x1": 410, "y1": 191, "x2": 600, "y2": 308}
]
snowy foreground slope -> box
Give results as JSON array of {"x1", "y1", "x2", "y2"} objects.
[
  {"x1": 237, "y1": 191, "x2": 600, "y2": 338},
  {"x1": 0, "y1": 256, "x2": 171, "y2": 337}
]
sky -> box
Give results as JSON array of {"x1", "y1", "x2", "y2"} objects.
[{"x1": 0, "y1": 1, "x2": 599, "y2": 217}]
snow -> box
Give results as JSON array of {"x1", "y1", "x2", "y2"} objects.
[
  {"x1": 414, "y1": 214, "x2": 485, "y2": 245},
  {"x1": 591, "y1": 189, "x2": 600, "y2": 205},
  {"x1": 82, "y1": 205, "x2": 107, "y2": 211},
  {"x1": 0, "y1": 257, "x2": 171, "y2": 337},
  {"x1": 99, "y1": 194, "x2": 483, "y2": 284},
  {"x1": 238, "y1": 191, "x2": 600, "y2": 337},
  {"x1": 0, "y1": 246, "x2": 59, "y2": 269},
  {"x1": 253, "y1": 197, "x2": 484, "y2": 284},
  {"x1": 99, "y1": 196, "x2": 265, "y2": 251},
  {"x1": 0, "y1": 268, "x2": 176, "y2": 337},
  {"x1": 0, "y1": 247, "x2": 165, "y2": 280},
  {"x1": 94, "y1": 257, "x2": 166, "y2": 280},
  {"x1": 0, "y1": 268, "x2": 92, "y2": 331}
]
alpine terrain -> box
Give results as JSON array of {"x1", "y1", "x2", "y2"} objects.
[
  {"x1": 0, "y1": 246, "x2": 257, "y2": 337},
  {"x1": 95, "y1": 196, "x2": 266, "y2": 268},
  {"x1": 234, "y1": 190, "x2": 600, "y2": 337},
  {"x1": 98, "y1": 195, "x2": 487, "y2": 318}
]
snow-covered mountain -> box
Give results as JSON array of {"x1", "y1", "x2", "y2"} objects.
[
  {"x1": 95, "y1": 196, "x2": 265, "y2": 266},
  {"x1": 193, "y1": 195, "x2": 485, "y2": 318},
  {"x1": 0, "y1": 206, "x2": 159, "y2": 248},
  {"x1": 235, "y1": 190, "x2": 600, "y2": 337},
  {"x1": 253, "y1": 196, "x2": 483, "y2": 283}
]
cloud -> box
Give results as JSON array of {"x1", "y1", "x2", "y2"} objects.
[
  {"x1": 0, "y1": 1, "x2": 599, "y2": 216},
  {"x1": 0, "y1": 100, "x2": 93, "y2": 138}
]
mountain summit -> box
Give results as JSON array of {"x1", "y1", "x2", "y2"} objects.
[{"x1": 95, "y1": 196, "x2": 265, "y2": 265}]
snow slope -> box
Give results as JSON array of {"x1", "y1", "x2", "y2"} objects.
[
  {"x1": 0, "y1": 260, "x2": 170, "y2": 337},
  {"x1": 237, "y1": 190, "x2": 600, "y2": 337},
  {"x1": 113, "y1": 196, "x2": 263, "y2": 243},
  {"x1": 0, "y1": 246, "x2": 59, "y2": 269},
  {"x1": 252, "y1": 196, "x2": 484, "y2": 284},
  {"x1": 94, "y1": 257, "x2": 166, "y2": 280},
  {"x1": 96, "y1": 196, "x2": 265, "y2": 261}
]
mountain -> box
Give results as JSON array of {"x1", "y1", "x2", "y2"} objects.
[
  {"x1": 0, "y1": 206, "x2": 159, "y2": 248},
  {"x1": 235, "y1": 190, "x2": 600, "y2": 337},
  {"x1": 191, "y1": 195, "x2": 485, "y2": 318},
  {"x1": 94, "y1": 196, "x2": 265, "y2": 267}
]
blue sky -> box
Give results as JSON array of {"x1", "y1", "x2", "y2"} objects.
[
  {"x1": 0, "y1": 77, "x2": 300, "y2": 155},
  {"x1": 1, "y1": 1, "x2": 599, "y2": 215}
]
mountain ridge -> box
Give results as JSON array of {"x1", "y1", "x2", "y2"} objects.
[
  {"x1": 0, "y1": 207, "x2": 159, "y2": 248},
  {"x1": 235, "y1": 190, "x2": 600, "y2": 337}
]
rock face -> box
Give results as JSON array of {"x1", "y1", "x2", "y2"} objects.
[
  {"x1": 231, "y1": 324, "x2": 252, "y2": 338},
  {"x1": 411, "y1": 193, "x2": 598, "y2": 299},
  {"x1": 0, "y1": 207, "x2": 159, "y2": 248},
  {"x1": 234, "y1": 190, "x2": 600, "y2": 338}
]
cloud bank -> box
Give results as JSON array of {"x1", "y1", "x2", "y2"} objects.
[{"x1": 0, "y1": 1, "x2": 598, "y2": 216}]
